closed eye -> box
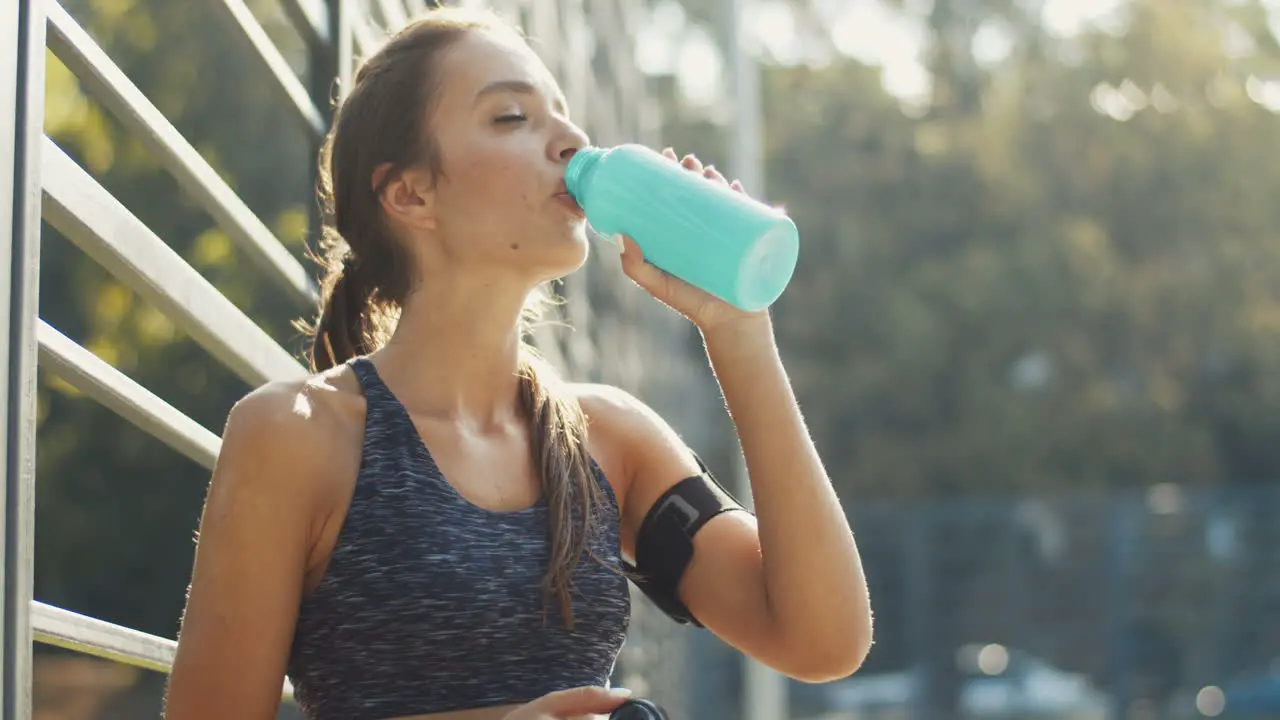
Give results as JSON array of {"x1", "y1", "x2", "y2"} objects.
[{"x1": 495, "y1": 113, "x2": 528, "y2": 124}]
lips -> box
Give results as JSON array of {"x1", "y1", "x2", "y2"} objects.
[{"x1": 554, "y1": 188, "x2": 585, "y2": 218}]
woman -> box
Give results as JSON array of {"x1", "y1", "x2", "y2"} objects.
[{"x1": 163, "y1": 6, "x2": 871, "y2": 720}]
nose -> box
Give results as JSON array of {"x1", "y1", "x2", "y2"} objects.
[{"x1": 552, "y1": 120, "x2": 591, "y2": 164}]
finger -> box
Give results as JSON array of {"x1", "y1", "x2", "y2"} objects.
[
  {"x1": 730, "y1": 179, "x2": 744, "y2": 193},
  {"x1": 680, "y1": 153, "x2": 704, "y2": 172},
  {"x1": 661, "y1": 147, "x2": 678, "y2": 161},
  {"x1": 526, "y1": 686, "x2": 633, "y2": 716},
  {"x1": 617, "y1": 235, "x2": 666, "y2": 293},
  {"x1": 703, "y1": 165, "x2": 728, "y2": 184},
  {"x1": 618, "y1": 234, "x2": 647, "y2": 274}
]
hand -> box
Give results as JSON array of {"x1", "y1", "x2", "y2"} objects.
[
  {"x1": 617, "y1": 148, "x2": 769, "y2": 335},
  {"x1": 501, "y1": 686, "x2": 634, "y2": 720}
]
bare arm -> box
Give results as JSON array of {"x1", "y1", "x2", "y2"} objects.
[
  {"x1": 699, "y1": 315, "x2": 871, "y2": 679},
  {"x1": 164, "y1": 382, "x2": 341, "y2": 719},
  {"x1": 605, "y1": 150, "x2": 873, "y2": 683},
  {"x1": 585, "y1": 318, "x2": 871, "y2": 684}
]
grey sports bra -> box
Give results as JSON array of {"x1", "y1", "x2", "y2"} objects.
[{"x1": 285, "y1": 357, "x2": 631, "y2": 718}]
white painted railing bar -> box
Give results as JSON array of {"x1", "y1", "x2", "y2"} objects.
[
  {"x1": 40, "y1": 137, "x2": 308, "y2": 387},
  {"x1": 3, "y1": 1, "x2": 45, "y2": 718},
  {"x1": 351, "y1": 6, "x2": 383, "y2": 59},
  {"x1": 44, "y1": 0, "x2": 318, "y2": 307},
  {"x1": 32, "y1": 601, "x2": 176, "y2": 674},
  {"x1": 211, "y1": 0, "x2": 328, "y2": 138},
  {"x1": 281, "y1": 0, "x2": 332, "y2": 49},
  {"x1": 375, "y1": 0, "x2": 409, "y2": 30},
  {"x1": 36, "y1": 321, "x2": 222, "y2": 471},
  {"x1": 31, "y1": 601, "x2": 296, "y2": 698}
]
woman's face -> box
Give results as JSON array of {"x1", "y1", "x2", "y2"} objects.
[{"x1": 422, "y1": 28, "x2": 593, "y2": 286}]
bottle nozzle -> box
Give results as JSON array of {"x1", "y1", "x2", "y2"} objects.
[{"x1": 564, "y1": 146, "x2": 605, "y2": 200}]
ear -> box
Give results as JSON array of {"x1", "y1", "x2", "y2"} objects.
[{"x1": 373, "y1": 162, "x2": 437, "y2": 231}]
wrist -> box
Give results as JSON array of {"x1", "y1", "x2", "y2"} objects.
[{"x1": 699, "y1": 312, "x2": 775, "y2": 354}]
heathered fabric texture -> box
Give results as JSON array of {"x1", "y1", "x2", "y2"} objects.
[{"x1": 286, "y1": 357, "x2": 631, "y2": 719}]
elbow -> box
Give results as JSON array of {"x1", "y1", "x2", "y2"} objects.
[
  {"x1": 787, "y1": 634, "x2": 873, "y2": 685},
  {"x1": 772, "y1": 615, "x2": 874, "y2": 684}
]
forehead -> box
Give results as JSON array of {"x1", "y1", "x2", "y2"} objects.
[{"x1": 436, "y1": 29, "x2": 563, "y2": 107}]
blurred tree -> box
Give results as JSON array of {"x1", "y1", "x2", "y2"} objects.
[
  {"x1": 756, "y1": 0, "x2": 1280, "y2": 500},
  {"x1": 735, "y1": 0, "x2": 1280, "y2": 711}
]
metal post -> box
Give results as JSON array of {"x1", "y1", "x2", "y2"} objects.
[
  {"x1": 726, "y1": 0, "x2": 762, "y2": 199},
  {"x1": 303, "y1": 0, "x2": 351, "y2": 286},
  {"x1": 722, "y1": 0, "x2": 787, "y2": 718},
  {"x1": 334, "y1": 0, "x2": 355, "y2": 103},
  {"x1": 1, "y1": 1, "x2": 45, "y2": 718},
  {"x1": 306, "y1": 0, "x2": 339, "y2": 263}
]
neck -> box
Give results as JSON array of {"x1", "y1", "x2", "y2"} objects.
[{"x1": 374, "y1": 274, "x2": 536, "y2": 427}]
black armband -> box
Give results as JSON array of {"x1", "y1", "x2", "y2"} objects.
[{"x1": 622, "y1": 456, "x2": 749, "y2": 627}]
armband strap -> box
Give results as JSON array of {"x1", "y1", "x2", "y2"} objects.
[{"x1": 622, "y1": 455, "x2": 749, "y2": 627}]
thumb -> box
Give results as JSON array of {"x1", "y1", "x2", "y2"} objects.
[{"x1": 517, "y1": 686, "x2": 633, "y2": 718}]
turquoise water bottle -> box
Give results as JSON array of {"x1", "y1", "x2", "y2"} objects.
[{"x1": 564, "y1": 144, "x2": 800, "y2": 312}]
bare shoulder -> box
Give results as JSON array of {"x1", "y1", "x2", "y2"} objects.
[
  {"x1": 568, "y1": 382, "x2": 700, "y2": 492},
  {"x1": 216, "y1": 368, "x2": 365, "y2": 505},
  {"x1": 166, "y1": 366, "x2": 367, "y2": 718},
  {"x1": 569, "y1": 382, "x2": 658, "y2": 429},
  {"x1": 570, "y1": 382, "x2": 674, "y2": 454},
  {"x1": 226, "y1": 370, "x2": 361, "y2": 443}
]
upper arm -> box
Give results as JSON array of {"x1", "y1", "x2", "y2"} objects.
[
  {"x1": 577, "y1": 385, "x2": 775, "y2": 659},
  {"x1": 164, "y1": 383, "x2": 341, "y2": 720}
]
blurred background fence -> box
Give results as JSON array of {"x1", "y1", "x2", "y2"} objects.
[{"x1": 780, "y1": 484, "x2": 1280, "y2": 720}]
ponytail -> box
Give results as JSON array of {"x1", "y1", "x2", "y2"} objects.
[{"x1": 309, "y1": 251, "x2": 376, "y2": 372}]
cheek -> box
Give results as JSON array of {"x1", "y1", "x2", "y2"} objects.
[
  {"x1": 459, "y1": 145, "x2": 541, "y2": 210},
  {"x1": 495, "y1": 167, "x2": 539, "y2": 213}
]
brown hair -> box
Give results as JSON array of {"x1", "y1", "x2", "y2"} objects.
[{"x1": 301, "y1": 7, "x2": 600, "y2": 628}]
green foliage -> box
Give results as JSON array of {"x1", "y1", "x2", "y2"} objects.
[{"x1": 744, "y1": 0, "x2": 1280, "y2": 498}]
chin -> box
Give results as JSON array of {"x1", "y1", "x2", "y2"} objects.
[
  {"x1": 529, "y1": 228, "x2": 590, "y2": 283},
  {"x1": 548, "y1": 243, "x2": 591, "y2": 281},
  {"x1": 557, "y1": 223, "x2": 592, "y2": 266}
]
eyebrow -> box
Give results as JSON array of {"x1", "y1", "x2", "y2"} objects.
[{"x1": 474, "y1": 79, "x2": 568, "y2": 114}]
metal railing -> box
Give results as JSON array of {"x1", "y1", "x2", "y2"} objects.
[
  {"x1": 1, "y1": 0, "x2": 379, "y2": 714},
  {"x1": 0, "y1": 0, "x2": 682, "y2": 716}
]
